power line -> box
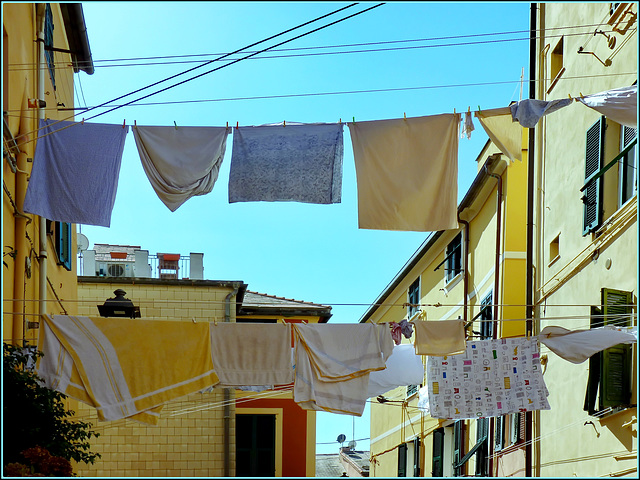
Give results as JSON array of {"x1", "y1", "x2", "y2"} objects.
[{"x1": 12, "y1": 2, "x2": 367, "y2": 147}]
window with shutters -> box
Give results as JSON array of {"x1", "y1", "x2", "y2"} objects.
[
  {"x1": 397, "y1": 442, "x2": 408, "y2": 477},
  {"x1": 474, "y1": 418, "x2": 489, "y2": 477},
  {"x1": 584, "y1": 288, "x2": 634, "y2": 415},
  {"x1": 44, "y1": 3, "x2": 56, "y2": 90},
  {"x1": 408, "y1": 277, "x2": 420, "y2": 318},
  {"x1": 445, "y1": 233, "x2": 463, "y2": 284},
  {"x1": 618, "y1": 126, "x2": 637, "y2": 207},
  {"x1": 54, "y1": 221, "x2": 72, "y2": 271},
  {"x1": 432, "y1": 428, "x2": 444, "y2": 477},
  {"x1": 480, "y1": 292, "x2": 494, "y2": 339},
  {"x1": 582, "y1": 117, "x2": 605, "y2": 235}
]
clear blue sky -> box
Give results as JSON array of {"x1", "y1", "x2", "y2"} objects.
[{"x1": 76, "y1": 1, "x2": 531, "y2": 455}]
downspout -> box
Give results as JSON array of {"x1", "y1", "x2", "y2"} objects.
[
  {"x1": 223, "y1": 285, "x2": 240, "y2": 477},
  {"x1": 36, "y1": 4, "x2": 48, "y2": 320},
  {"x1": 457, "y1": 214, "x2": 469, "y2": 325},
  {"x1": 12, "y1": 149, "x2": 29, "y2": 345},
  {"x1": 486, "y1": 164, "x2": 503, "y2": 477},
  {"x1": 525, "y1": 3, "x2": 537, "y2": 478}
]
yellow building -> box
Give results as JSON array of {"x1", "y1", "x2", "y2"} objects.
[
  {"x1": 361, "y1": 135, "x2": 529, "y2": 477},
  {"x1": 73, "y1": 245, "x2": 331, "y2": 477},
  {"x1": 3, "y1": 1, "x2": 92, "y2": 361},
  {"x1": 531, "y1": 3, "x2": 637, "y2": 477}
]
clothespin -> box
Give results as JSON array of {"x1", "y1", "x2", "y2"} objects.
[
  {"x1": 134, "y1": 120, "x2": 137, "y2": 128},
  {"x1": 174, "y1": 121, "x2": 178, "y2": 130},
  {"x1": 352, "y1": 116, "x2": 356, "y2": 124},
  {"x1": 580, "y1": 92, "x2": 584, "y2": 98},
  {"x1": 123, "y1": 119, "x2": 126, "y2": 129},
  {"x1": 404, "y1": 112, "x2": 407, "y2": 119},
  {"x1": 81, "y1": 118, "x2": 85, "y2": 125},
  {"x1": 236, "y1": 121, "x2": 239, "y2": 130},
  {"x1": 226, "y1": 121, "x2": 228, "y2": 129},
  {"x1": 191, "y1": 317, "x2": 196, "y2": 324},
  {"x1": 568, "y1": 94, "x2": 572, "y2": 100},
  {"x1": 453, "y1": 108, "x2": 456, "y2": 115},
  {"x1": 339, "y1": 118, "x2": 341, "y2": 124},
  {"x1": 213, "y1": 317, "x2": 218, "y2": 326},
  {"x1": 283, "y1": 120, "x2": 286, "y2": 127},
  {"x1": 467, "y1": 106, "x2": 471, "y2": 114}
]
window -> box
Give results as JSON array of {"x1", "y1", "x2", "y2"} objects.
[
  {"x1": 581, "y1": 116, "x2": 637, "y2": 235},
  {"x1": 397, "y1": 442, "x2": 407, "y2": 477},
  {"x1": 406, "y1": 384, "x2": 419, "y2": 398},
  {"x1": 452, "y1": 420, "x2": 464, "y2": 477},
  {"x1": 480, "y1": 293, "x2": 494, "y2": 339},
  {"x1": 445, "y1": 233, "x2": 462, "y2": 283},
  {"x1": 582, "y1": 117, "x2": 606, "y2": 234},
  {"x1": 474, "y1": 418, "x2": 490, "y2": 477},
  {"x1": 495, "y1": 415, "x2": 505, "y2": 452},
  {"x1": 408, "y1": 277, "x2": 420, "y2": 318},
  {"x1": 549, "y1": 234, "x2": 560, "y2": 265},
  {"x1": 236, "y1": 414, "x2": 276, "y2": 477},
  {"x1": 584, "y1": 288, "x2": 634, "y2": 415},
  {"x1": 44, "y1": 4, "x2": 56, "y2": 90},
  {"x1": 432, "y1": 428, "x2": 445, "y2": 477},
  {"x1": 53, "y1": 221, "x2": 72, "y2": 271},
  {"x1": 495, "y1": 412, "x2": 524, "y2": 452},
  {"x1": 618, "y1": 126, "x2": 637, "y2": 207},
  {"x1": 548, "y1": 36, "x2": 565, "y2": 93}
]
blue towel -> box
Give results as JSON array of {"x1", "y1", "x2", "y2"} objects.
[
  {"x1": 228, "y1": 122, "x2": 343, "y2": 204},
  {"x1": 24, "y1": 119, "x2": 128, "y2": 227}
]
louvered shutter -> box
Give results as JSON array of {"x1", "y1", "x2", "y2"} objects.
[
  {"x1": 584, "y1": 307, "x2": 602, "y2": 414},
  {"x1": 432, "y1": 428, "x2": 444, "y2": 477},
  {"x1": 495, "y1": 416, "x2": 505, "y2": 451},
  {"x1": 413, "y1": 437, "x2": 421, "y2": 477},
  {"x1": 453, "y1": 420, "x2": 463, "y2": 477},
  {"x1": 583, "y1": 117, "x2": 605, "y2": 235},
  {"x1": 55, "y1": 222, "x2": 72, "y2": 271},
  {"x1": 397, "y1": 442, "x2": 407, "y2": 477},
  {"x1": 600, "y1": 288, "x2": 633, "y2": 408}
]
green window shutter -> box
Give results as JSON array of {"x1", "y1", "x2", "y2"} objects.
[
  {"x1": 453, "y1": 420, "x2": 463, "y2": 477},
  {"x1": 495, "y1": 416, "x2": 505, "y2": 451},
  {"x1": 55, "y1": 222, "x2": 72, "y2": 271},
  {"x1": 584, "y1": 306, "x2": 603, "y2": 414},
  {"x1": 397, "y1": 442, "x2": 407, "y2": 477},
  {"x1": 413, "y1": 437, "x2": 421, "y2": 477},
  {"x1": 600, "y1": 288, "x2": 633, "y2": 409},
  {"x1": 432, "y1": 428, "x2": 444, "y2": 477},
  {"x1": 583, "y1": 117, "x2": 605, "y2": 235},
  {"x1": 44, "y1": 3, "x2": 56, "y2": 90}
]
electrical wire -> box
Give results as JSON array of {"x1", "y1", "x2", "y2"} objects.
[
  {"x1": 7, "y1": 23, "x2": 631, "y2": 71},
  {"x1": 10, "y1": 2, "x2": 367, "y2": 147}
]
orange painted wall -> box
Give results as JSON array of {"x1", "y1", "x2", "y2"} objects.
[{"x1": 237, "y1": 398, "x2": 308, "y2": 477}]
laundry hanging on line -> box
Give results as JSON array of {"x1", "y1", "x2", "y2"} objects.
[
  {"x1": 427, "y1": 336, "x2": 550, "y2": 420},
  {"x1": 510, "y1": 98, "x2": 574, "y2": 128},
  {"x1": 577, "y1": 84, "x2": 638, "y2": 128},
  {"x1": 348, "y1": 113, "x2": 460, "y2": 232},
  {"x1": 131, "y1": 124, "x2": 229, "y2": 212},
  {"x1": 413, "y1": 318, "x2": 467, "y2": 356},
  {"x1": 228, "y1": 122, "x2": 344, "y2": 205},
  {"x1": 23, "y1": 119, "x2": 128, "y2": 227},
  {"x1": 475, "y1": 106, "x2": 523, "y2": 162},
  {"x1": 36, "y1": 315, "x2": 219, "y2": 425},
  {"x1": 367, "y1": 343, "x2": 424, "y2": 398}
]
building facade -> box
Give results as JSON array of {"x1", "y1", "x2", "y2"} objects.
[
  {"x1": 362, "y1": 136, "x2": 529, "y2": 477},
  {"x1": 73, "y1": 246, "x2": 331, "y2": 477},
  {"x1": 531, "y1": 3, "x2": 637, "y2": 477}
]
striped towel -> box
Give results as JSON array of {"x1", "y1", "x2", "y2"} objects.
[{"x1": 36, "y1": 315, "x2": 219, "y2": 425}]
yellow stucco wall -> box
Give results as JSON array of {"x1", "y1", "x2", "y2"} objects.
[
  {"x1": 73, "y1": 279, "x2": 236, "y2": 477},
  {"x1": 534, "y1": 3, "x2": 637, "y2": 477},
  {"x1": 3, "y1": 3, "x2": 79, "y2": 347}
]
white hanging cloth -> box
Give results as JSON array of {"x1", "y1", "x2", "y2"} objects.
[
  {"x1": 367, "y1": 344, "x2": 424, "y2": 398},
  {"x1": 578, "y1": 84, "x2": 638, "y2": 128},
  {"x1": 539, "y1": 325, "x2": 637, "y2": 364}
]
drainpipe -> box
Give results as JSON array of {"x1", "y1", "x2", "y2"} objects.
[
  {"x1": 36, "y1": 4, "x2": 48, "y2": 319},
  {"x1": 525, "y1": 3, "x2": 537, "y2": 478},
  {"x1": 457, "y1": 214, "x2": 469, "y2": 324},
  {"x1": 485, "y1": 165, "x2": 503, "y2": 335},
  {"x1": 13, "y1": 150, "x2": 29, "y2": 345},
  {"x1": 223, "y1": 285, "x2": 240, "y2": 477}
]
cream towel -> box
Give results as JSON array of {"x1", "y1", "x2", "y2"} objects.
[
  {"x1": 413, "y1": 319, "x2": 466, "y2": 356},
  {"x1": 36, "y1": 315, "x2": 219, "y2": 424},
  {"x1": 348, "y1": 114, "x2": 459, "y2": 232},
  {"x1": 475, "y1": 107, "x2": 522, "y2": 162},
  {"x1": 292, "y1": 323, "x2": 393, "y2": 415},
  {"x1": 209, "y1": 322, "x2": 294, "y2": 386},
  {"x1": 132, "y1": 125, "x2": 229, "y2": 212}
]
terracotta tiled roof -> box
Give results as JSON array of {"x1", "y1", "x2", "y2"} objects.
[{"x1": 238, "y1": 291, "x2": 333, "y2": 322}]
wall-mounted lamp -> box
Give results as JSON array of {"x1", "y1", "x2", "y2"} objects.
[{"x1": 98, "y1": 289, "x2": 141, "y2": 318}]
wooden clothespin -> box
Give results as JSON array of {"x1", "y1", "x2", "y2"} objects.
[
  {"x1": 134, "y1": 120, "x2": 137, "y2": 128},
  {"x1": 467, "y1": 106, "x2": 471, "y2": 113},
  {"x1": 174, "y1": 121, "x2": 178, "y2": 130},
  {"x1": 404, "y1": 112, "x2": 407, "y2": 119},
  {"x1": 236, "y1": 121, "x2": 239, "y2": 130},
  {"x1": 123, "y1": 119, "x2": 126, "y2": 129},
  {"x1": 283, "y1": 120, "x2": 286, "y2": 127},
  {"x1": 81, "y1": 118, "x2": 85, "y2": 124},
  {"x1": 226, "y1": 121, "x2": 228, "y2": 129}
]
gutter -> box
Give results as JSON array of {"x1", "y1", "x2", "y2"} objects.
[
  {"x1": 223, "y1": 284, "x2": 242, "y2": 477},
  {"x1": 59, "y1": 4, "x2": 94, "y2": 75}
]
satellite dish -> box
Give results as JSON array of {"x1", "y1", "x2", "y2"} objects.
[
  {"x1": 348, "y1": 440, "x2": 357, "y2": 450},
  {"x1": 77, "y1": 233, "x2": 89, "y2": 252},
  {"x1": 337, "y1": 434, "x2": 346, "y2": 444}
]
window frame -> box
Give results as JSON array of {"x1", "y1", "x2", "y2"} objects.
[
  {"x1": 582, "y1": 116, "x2": 606, "y2": 235},
  {"x1": 54, "y1": 221, "x2": 72, "y2": 271},
  {"x1": 445, "y1": 232, "x2": 463, "y2": 284},
  {"x1": 584, "y1": 288, "x2": 634, "y2": 415},
  {"x1": 480, "y1": 292, "x2": 494, "y2": 340},
  {"x1": 618, "y1": 126, "x2": 637, "y2": 207},
  {"x1": 235, "y1": 413, "x2": 277, "y2": 477},
  {"x1": 407, "y1": 277, "x2": 421, "y2": 318}
]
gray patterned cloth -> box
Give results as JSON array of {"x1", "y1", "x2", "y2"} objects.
[
  {"x1": 510, "y1": 98, "x2": 573, "y2": 128},
  {"x1": 228, "y1": 122, "x2": 343, "y2": 204}
]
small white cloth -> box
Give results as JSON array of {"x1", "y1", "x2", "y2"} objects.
[
  {"x1": 539, "y1": 325, "x2": 637, "y2": 364},
  {"x1": 578, "y1": 84, "x2": 637, "y2": 128},
  {"x1": 417, "y1": 385, "x2": 430, "y2": 414},
  {"x1": 132, "y1": 125, "x2": 229, "y2": 211},
  {"x1": 367, "y1": 344, "x2": 424, "y2": 398},
  {"x1": 510, "y1": 98, "x2": 573, "y2": 128},
  {"x1": 461, "y1": 110, "x2": 475, "y2": 139}
]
